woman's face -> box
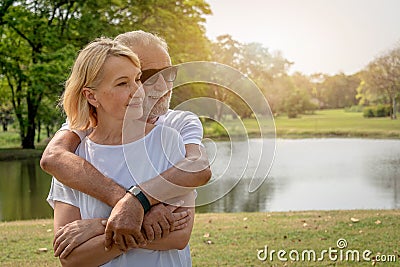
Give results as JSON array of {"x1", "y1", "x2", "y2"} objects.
[{"x1": 92, "y1": 55, "x2": 144, "y2": 122}]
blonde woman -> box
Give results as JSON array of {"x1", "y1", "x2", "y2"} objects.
[{"x1": 47, "y1": 37, "x2": 195, "y2": 266}]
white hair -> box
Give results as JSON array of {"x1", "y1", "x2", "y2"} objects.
[{"x1": 114, "y1": 30, "x2": 168, "y2": 51}]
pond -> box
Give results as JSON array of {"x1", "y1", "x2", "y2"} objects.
[{"x1": 0, "y1": 138, "x2": 399, "y2": 221}]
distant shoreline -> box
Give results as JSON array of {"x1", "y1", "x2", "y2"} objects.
[
  {"x1": 1, "y1": 134, "x2": 400, "y2": 161},
  {"x1": 1, "y1": 109, "x2": 399, "y2": 161}
]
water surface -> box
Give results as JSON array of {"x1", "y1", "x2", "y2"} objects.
[{"x1": 0, "y1": 139, "x2": 399, "y2": 221}]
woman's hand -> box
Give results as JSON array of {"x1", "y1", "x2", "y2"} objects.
[
  {"x1": 53, "y1": 218, "x2": 106, "y2": 259},
  {"x1": 142, "y1": 202, "x2": 191, "y2": 242}
]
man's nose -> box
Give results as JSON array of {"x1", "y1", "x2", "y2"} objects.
[{"x1": 153, "y1": 74, "x2": 168, "y2": 92}]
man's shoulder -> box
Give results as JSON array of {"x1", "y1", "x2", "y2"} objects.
[{"x1": 162, "y1": 109, "x2": 199, "y2": 122}]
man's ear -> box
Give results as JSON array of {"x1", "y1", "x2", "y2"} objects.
[{"x1": 82, "y1": 88, "x2": 98, "y2": 108}]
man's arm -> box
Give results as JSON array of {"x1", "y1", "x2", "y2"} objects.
[
  {"x1": 41, "y1": 132, "x2": 211, "y2": 206},
  {"x1": 40, "y1": 130, "x2": 126, "y2": 206},
  {"x1": 140, "y1": 143, "x2": 211, "y2": 205}
]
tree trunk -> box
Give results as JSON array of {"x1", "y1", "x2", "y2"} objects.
[
  {"x1": 37, "y1": 120, "x2": 41, "y2": 143},
  {"x1": 22, "y1": 124, "x2": 35, "y2": 148},
  {"x1": 392, "y1": 97, "x2": 397, "y2": 119},
  {"x1": 22, "y1": 101, "x2": 37, "y2": 149}
]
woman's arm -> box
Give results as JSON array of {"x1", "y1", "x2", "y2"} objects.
[
  {"x1": 60, "y1": 235, "x2": 122, "y2": 267},
  {"x1": 54, "y1": 201, "x2": 123, "y2": 267}
]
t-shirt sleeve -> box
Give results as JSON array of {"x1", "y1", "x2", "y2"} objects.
[
  {"x1": 180, "y1": 113, "x2": 203, "y2": 146},
  {"x1": 47, "y1": 177, "x2": 79, "y2": 209},
  {"x1": 58, "y1": 120, "x2": 92, "y2": 141},
  {"x1": 161, "y1": 111, "x2": 203, "y2": 145},
  {"x1": 162, "y1": 127, "x2": 186, "y2": 167}
]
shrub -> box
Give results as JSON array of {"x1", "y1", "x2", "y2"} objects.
[
  {"x1": 363, "y1": 107, "x2": 375, "y2": 118},
  {"x1": 345, "y1": 105, "x2": 363, "y2": 113},
  {"x1": 363, "y1": 105, "x2": 391, "y2": 118},
  {"x1": 375, "y1": 104, "x2": 391, "y2": 117}
]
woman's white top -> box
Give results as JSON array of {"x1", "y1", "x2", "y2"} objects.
[
  {"x1": 47, "y1": 125, "x2": 192, "y2": 267},
  {"x1": 59, "y1": 109, "x2": 203, "y2": 146}
]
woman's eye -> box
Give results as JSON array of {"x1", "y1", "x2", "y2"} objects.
[{"x1": 117, "y1": 82, "x2": 128, "y2": 87}]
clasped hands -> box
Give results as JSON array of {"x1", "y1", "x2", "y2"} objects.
[{"x1": 53, "y1": 193, "x2": 191, "y2": 258}]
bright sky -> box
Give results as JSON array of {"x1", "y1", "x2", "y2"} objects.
[{"x1": 205, "y1": 0, "x2": 400, "y2": 75}]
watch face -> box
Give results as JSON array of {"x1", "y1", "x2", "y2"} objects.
[{"x1": 130, "y1": 186, "x2": 141, "y2": 196}]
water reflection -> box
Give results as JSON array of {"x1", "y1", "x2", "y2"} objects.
[
  {"x1": 0, "y1": 159, "x2": 52, "y2": 221},
  {"x1": 0, "y1": 139, "x2": 400, "y2": 221},
  {"x1": 198, "y1": 139, "x2": 400, "y2": 213}
]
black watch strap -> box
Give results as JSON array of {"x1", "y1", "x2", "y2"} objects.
[{"x1": 127, "y1": 186, "x2": 151, "y2": 213}]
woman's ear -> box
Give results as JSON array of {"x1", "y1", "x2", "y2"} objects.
[{"x1": 82, "y1": 88, "x2": 99, "y2": 108}]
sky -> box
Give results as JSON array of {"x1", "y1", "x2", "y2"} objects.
[{"x1": 204, "y1": 0, "x2": 400, "y2": 75}]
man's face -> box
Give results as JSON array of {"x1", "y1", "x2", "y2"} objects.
[{"x1": 131, "y1": 45, "x2": 173, "y2": 121}]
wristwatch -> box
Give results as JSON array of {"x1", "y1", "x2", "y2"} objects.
[{"x1": 126, "y1": 186, "x2": 151, "y2": 214}]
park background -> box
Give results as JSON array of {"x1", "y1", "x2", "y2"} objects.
[{"x1": 1, "y1": 0, "x2": 400, "y2": 266}]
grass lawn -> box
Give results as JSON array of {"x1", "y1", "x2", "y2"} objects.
[
  {"x1": 203, "y1": 109, "x2": 400, "y2": 139},
  {"x1": 1, "y1": 210, "x2": 399, "y2": 266},
  {"x1": 273, "y1": 109, "x2": 400, "y2": 138}
]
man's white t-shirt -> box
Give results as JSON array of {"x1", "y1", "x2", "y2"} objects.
[
  {"x1": 59, "y1": 109, "x2": 203, "y2": 145},
  {"x1": 47, "y1": 125, "x2": 192, "y2": 266}
]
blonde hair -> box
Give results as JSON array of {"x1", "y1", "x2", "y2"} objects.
[
  {"x1": 62, "y1": 37, "x2": 140, "y2": 130},
  {"x1": 115, "y1": 30, "x2": 168, "y2": 53}
]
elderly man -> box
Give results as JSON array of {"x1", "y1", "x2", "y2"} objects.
[{"x1": 41, "y1": 30, "x2": 211, "y2": 253}]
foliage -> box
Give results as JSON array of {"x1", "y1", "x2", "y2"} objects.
[
  {"x1": 0, "y1": 0, "x2": 211, "y2": 148},
  {"x1": 344, "y1": 105, "x2": 363, "y2": 113}
]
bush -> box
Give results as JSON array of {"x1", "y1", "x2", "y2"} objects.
[
  {"x1": 363, "y1": 107, "x2": 375, "y2": 118},
  {"x1": 345, "y1": 105, "x2": 363, "y2": 113},
  {"x1": 363, "y1": 105, "x2": 391, "y2": 118},
  {"x1": 375, "y1": 104, "x2": 391, "y2": 117}
]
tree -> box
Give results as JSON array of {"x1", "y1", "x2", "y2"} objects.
[
  {"x1": 318, "y1": 73, "x2": 359, "y2": 109},
  {"x1": 208, "y1": 35, "x2": 293, "y2": 117},
  {"x1": 363, "y1": 45, "x2": 400, "y2": 119}
]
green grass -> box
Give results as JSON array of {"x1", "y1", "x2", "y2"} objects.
[
  {"x1": 0, "y1": 130, "x2": 22, "y2": 148},
  {"x1": 203, "y1": 109, "x2": 400, "y2": 139},
  {"x1": 1, "y1": 210, "x2": 399, "y2": 266},
  {"x1": 274, "y1": 109, "x2": 400, "y2": 138}
]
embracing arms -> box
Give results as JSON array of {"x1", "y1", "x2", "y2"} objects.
[
  {"x1": 53, "y1": 192, "x2": 195, "y2": 267},
  {"x1": 41, "y1": 129, "x2": 210, "y2": 249}
]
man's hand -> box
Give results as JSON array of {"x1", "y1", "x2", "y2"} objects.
[
  {"x1": 142, "y1": 202, "x2": 191, "y2": 242},
  {"x1": 105, "y1": 193, "x2": 146, "y2": 251},
  {"x1": 54, "y1": 218, "x2": 105, "y2": 259}
]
